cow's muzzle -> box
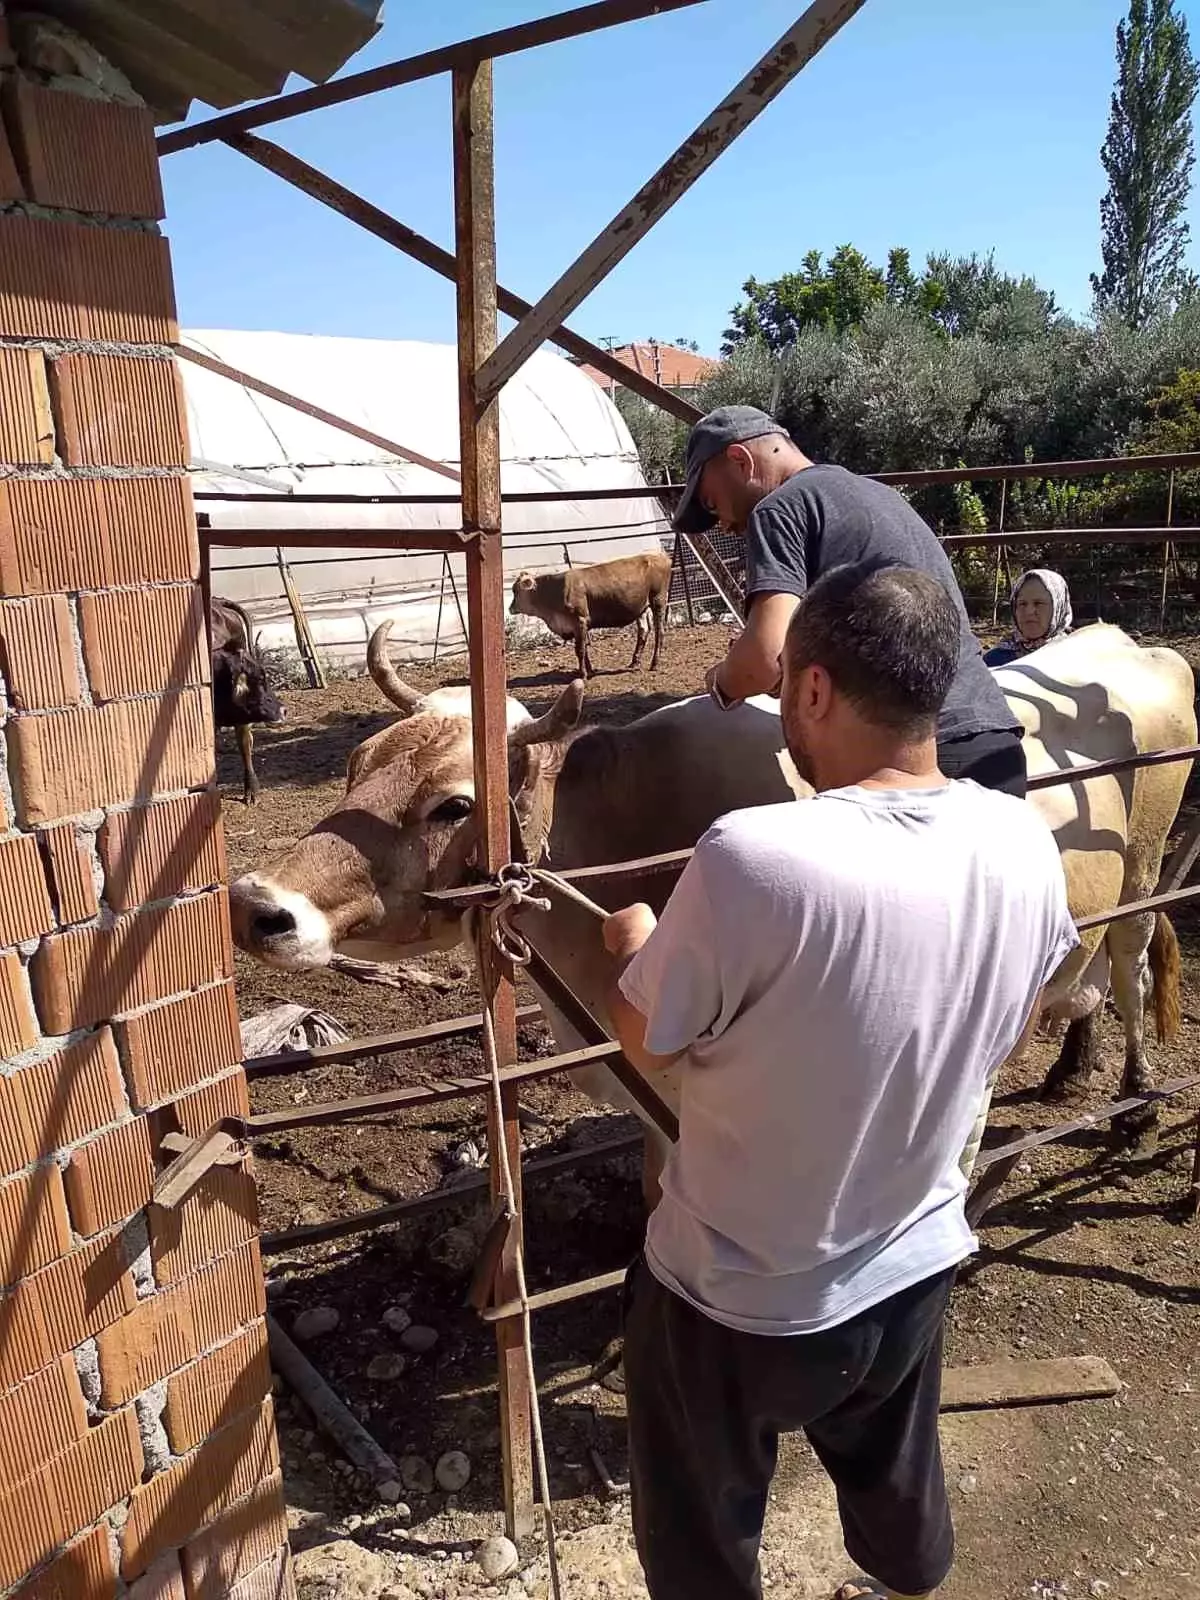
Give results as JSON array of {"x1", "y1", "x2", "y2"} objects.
[{"x1": 228, "y1": 873, "x2": 332, "y2": 970}]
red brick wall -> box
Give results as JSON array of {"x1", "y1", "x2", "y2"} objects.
[{"x1": 0, "y1": 24, "x2": 290, "y2": 1600}]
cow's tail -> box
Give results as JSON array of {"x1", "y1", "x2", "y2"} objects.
[{"x1": 1149, "y1": 912, "x2": 1182, "y2": 1045}]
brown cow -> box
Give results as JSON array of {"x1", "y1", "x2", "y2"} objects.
[
  {"x1": 229, "y1": 621, "x2": 1193, "y2": 1205},
  {"x1": 509, "y1": 550, "x2": 671, "y2": 678}
]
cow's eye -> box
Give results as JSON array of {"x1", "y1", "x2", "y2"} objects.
[{"x1": 429, "y1": 795, "x2": 474, "y2": 822}]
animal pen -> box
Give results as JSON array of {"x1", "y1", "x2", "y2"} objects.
[{"x1": 153, "y1": 0, "x2": 1200, "y2": 1555}]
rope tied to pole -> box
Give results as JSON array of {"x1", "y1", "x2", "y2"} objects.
[
  {"x1": 482, "y1": 860, "x2": 612, "y2": 966},
  {"x1": 467, "y1": 905, "x2": 563, "y2": 1600}
]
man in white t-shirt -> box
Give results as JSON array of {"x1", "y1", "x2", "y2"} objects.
[{"x1": 603, "y1": 561, "x2": 1078, "y2": 1600}]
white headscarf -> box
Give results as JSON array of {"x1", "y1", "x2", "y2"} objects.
[{"x1": 1005, "y1": 568, "x2": 1073, "y2": 657}]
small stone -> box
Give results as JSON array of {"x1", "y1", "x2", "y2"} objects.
[
  {"x1": 400, "y1": 1325, "x2": 439, "y2": 1355},
  {"x1": 957, "y1": 1472, "x2": 979, "y2": 1494},
  {"x1": 435, "y1": 1449, "x2": 471, "y2": 1492},
  {"x1": 293, "y1": 1306, "x2": 339, "y2": 1340},
  {"x1": 344, "y1": 1515, "x2": 362, "y2": 1532},
  {"x1": 367, "y1": 1352, "x2": 407, "y2": 1381},
  {"x1": 478, "y1": 1536, "x2": 519, "y2": 1582},
  {"x1": 399, "y1": 1455, "x2": 434, "y2": 1494},
  {"x1": 377, "y1": 1482, "x2": 411, "y2": 1517},
  {"x1": 383, "y1": 1306, "x2": 413, "y2": 1335}
]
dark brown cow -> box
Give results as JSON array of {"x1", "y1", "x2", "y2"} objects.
[
  {"x1": 210, "y1": 598, "x2": 284, "y2": 805},
  {"x1": 509, "y1": 550, "x2": 671, "y2": 678}
]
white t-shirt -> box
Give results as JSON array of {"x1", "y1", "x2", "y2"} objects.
[{"x1": 620, "y1": 781, "x2": 1078, "y2": 1336}]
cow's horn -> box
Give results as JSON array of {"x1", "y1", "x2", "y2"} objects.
[
  {"x1": 367, "y1": 620, "x2": 426, "y2": 715},
  {"x1": 509, "y1": 679, "x2": 586, "y2": 747}
]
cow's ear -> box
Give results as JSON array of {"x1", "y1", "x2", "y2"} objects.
[{"x1": 508, "y1": 680, "x2": 585, "y2": 749}]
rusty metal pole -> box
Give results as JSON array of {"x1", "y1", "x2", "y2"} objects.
[
  {"x1": 1160, "y1": 468, "x2": 1176, "y2": 632},
  {"x1": 452, "y1": 57, "x2": 534, "y2": 1539}
]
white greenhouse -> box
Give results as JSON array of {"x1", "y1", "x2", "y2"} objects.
[{"x1": 183, "y1": 329, "x2": 669, "y2": 668}]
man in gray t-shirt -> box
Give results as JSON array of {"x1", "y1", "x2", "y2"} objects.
[
  {"x1": 603, "y1": 563, "x2": 1076, "y2": 1600},
  {"x1": 674, "y1": 406, "x2": 1025, "y2": 796}
]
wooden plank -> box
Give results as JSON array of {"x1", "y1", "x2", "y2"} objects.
[{"x1": 940, "y1": 1356, "x2": 1121, "y2": 1412}]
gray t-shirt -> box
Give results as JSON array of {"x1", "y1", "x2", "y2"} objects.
[
  {"x1": 620, "y1": 781, "x2": 1078, "y2": 1336},
  {"x1": 744, "y1": 464, "x2": 1017, "y2": 741}
]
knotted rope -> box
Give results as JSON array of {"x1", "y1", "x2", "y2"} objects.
[{"x1": 482, "y1": 862, "x2": 610, "y2": 966}]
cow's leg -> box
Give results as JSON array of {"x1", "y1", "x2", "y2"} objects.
[
  {"x1": 1107, "y1": 913, "x2": 1159, "y2": 1150},
  {"x1": 573, "y1": 617, "x2": 591, "y2": 679},
  {"x1": 629, "y1": 610, "x2": 649, "y2": 670},
  {"x1": 1040, "y1": 1007, "x2": 1104, "y2": 1102},
  {"x1": 236, "y1": 724, "x2": 258, "y2": 805},
  {"x1": 649, "y1": 598, "x2": 666, "y2": 671}
]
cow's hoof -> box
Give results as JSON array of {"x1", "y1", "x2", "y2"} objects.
[
  {"x1": 244, "y1": 791, "x2": 259, "y2": 807},
  {"x1": 1038, "y1": 1071, "x2": 1091, "y2": 1105},
  {"x1": 1111, "y1": 1101, "x2": 1158, "y2": 1153}
]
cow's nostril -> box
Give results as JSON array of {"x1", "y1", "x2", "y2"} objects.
[{"x1": 253, "y1": 909, "x2": 296, "y2": 940}]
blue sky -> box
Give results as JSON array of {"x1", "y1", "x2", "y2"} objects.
[{"x1": 161, "y1": 0, "x2": 1194, "y2": 355}]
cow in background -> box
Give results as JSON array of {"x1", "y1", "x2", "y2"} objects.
[
  {"x1": 510, "y1": 550, "x2": 671, "y2": 678},
  {"x1": 210, "y1": 598, "x2": 284, "y2": 805}
]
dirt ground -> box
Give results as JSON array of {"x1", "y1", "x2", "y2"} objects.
[{"x1": 218, "y1": 619, "x2": 1200, "y2": 1600}]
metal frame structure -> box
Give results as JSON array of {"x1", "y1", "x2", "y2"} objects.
[{"x1": 164, "y1": 1, "x2": 1200, "y2": 1539}]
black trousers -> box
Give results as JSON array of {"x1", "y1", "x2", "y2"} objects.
[
  {"x1": 938, "y1": 725, "x2": 1026, "y2": 798},
  {"x1": 623, "y1": 1260, "x2": 957, "y2": 1600}
]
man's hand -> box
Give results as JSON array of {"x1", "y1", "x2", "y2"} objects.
[
  {"x1": 704, "y1": 661, "x2": 738, "y2": 710},
  {"x1": 604, "y1": 902, "x2": 658, "y2": 962}
]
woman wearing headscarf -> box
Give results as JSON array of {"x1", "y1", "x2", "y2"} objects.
[{"x1": 984, "y1": 568, "x2": 1073, "y2": 667}]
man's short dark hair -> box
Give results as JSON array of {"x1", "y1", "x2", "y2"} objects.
[{"x1": 784, "y1": 561, "x2": 960, "y2": 735}]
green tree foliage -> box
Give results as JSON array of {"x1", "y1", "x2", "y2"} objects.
[{"x1": 1092, "y1": 0, "x2": 1200, "y2": 327}]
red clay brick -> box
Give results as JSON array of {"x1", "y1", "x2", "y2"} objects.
[
  {"x1": 0, "y1": 831, "x2": 56, "y2": 945},
  {"x1": 95, "y1": 1239, "x2": 263, "y2": 1407},
  {"x1": 121, "y1": 688, "x2": 216, "y2": 800},
  {"x1": 0, "y1": 1354, "x2": 88, "y2": 1486},
  {"x1": 5, "y1": 78, "x2": 163, "y2": 218},
  {"x1": 0, "y1": 1163, "x2": 71, "y2": 1284},
  {"x1": 121, "y1": 1401, "x2": 279, "y2": 1579},
  {"x1": 101, "y1": 792, "x2": 225, "y2": 916},
  {"x1": 150, "y1": 1160, "x2": 258, "y2": 1288},
  {"x1": 0, "y1": 1071, "x2": 32, "y2": 1175},
  {"x1": 30, "y1": 889, "x2": 232, "y2": 1034},
  {"x1": 8, "y1": 702, "x2": 131, "y2": 825},
  {"x1": 0, "y1": 1030, "x2": 125, "y2": 1175},
  {"x1": 0, "y1": 476, "x2": 198, "y2": 597},
  {"x1": 51, "y1": 352, "x2": 188, "y2": 468},
  {"x1": 166, "y1": 1321, "x2": 270, "y2": 1456},
  {"x1": 129, "y1": 1555, "x2": 185, "y2": 1600},
  {"x1": 116, "y1": 984, "x2": 242, "y2": 1110},
  {"x1": 13, "y1": 1524, "x2": 117, "y2": 1600},
  {"x1": 0, "y1": 111, "x2": 22, "y2": 202},
  {"x1": 79, "y1": 586, "x2": 207, "y2": 702},
  {"x1": 225, "y1": 1549, "x2": 294, "y2": 1600},
  {"x1": 190, "y1": 1239, "x2": 267, "y2": 1352},
  {"x1": 19, "y1": 1029, "x2": 126, "y2": 1160},
  {"x1": 0, "y1": 594, "x2": 81, "y2": 710},
  {"x1": 170, "y1": 1071, "x2": 250, "y2": 1138},
  {"x1": 181, "y1": 1472, "x2": 286, "y2": 1600},
  {"x1": 55, "y1": 1404, "x2": 142, "y2": 1537},
  {"x1": 0, "y1": 1231, "x2": 138, "y2": 1391},
  {"x1": 0, "y1": 1407, "x2": 141, "y2": 1589},
  {"x1": 39, "y1": 825, "x2": 101, "y2": 924},
  {"x1": 96, "y1": 1283, "x2": 195, "y2": 1409},
  {"x1": 0, "y1": 346, "x2": 54, "y2": 465},
  {"x1": 0, "y1": 947, "x2": 38, "y2": 1054},
  {"x1": 64, "y1": 1115, "x2": 156, "y2": 1236},
  {"x1": 73, "y1": 224, "x2": 179, "y2": 345}
]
